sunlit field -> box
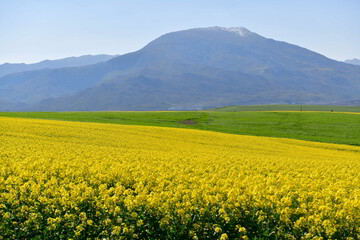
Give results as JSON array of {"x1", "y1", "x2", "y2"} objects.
[
  {"x1": 1, "y1": 117, "x2": 360, "y2": 239},
  {"x1": 1, "y1": 109, "x2": 360, "y2": 146}
]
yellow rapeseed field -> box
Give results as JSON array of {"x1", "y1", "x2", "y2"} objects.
[{"x1": 1, "y1": 117, "x2": 360, "y2": 240}]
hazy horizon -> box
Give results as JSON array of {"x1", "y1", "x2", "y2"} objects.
[{"x1": 1, "y1": 0, "x2": 359, "y2": 64}]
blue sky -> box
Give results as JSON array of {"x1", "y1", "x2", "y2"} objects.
[{"x1": 1, "y1": 0, "x2": 359, "y2": 63}]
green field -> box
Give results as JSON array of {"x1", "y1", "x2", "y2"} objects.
[
  {"x1": 1, "y1": 106, "x2": 359, "y2": 146},
  {"x1": 211, "y1": 104, "x2": 360, "y2": 112}
]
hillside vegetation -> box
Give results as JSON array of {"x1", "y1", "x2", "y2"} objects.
[{"x1": 1, "y1": 107, "x2": 359, "y2": 146}]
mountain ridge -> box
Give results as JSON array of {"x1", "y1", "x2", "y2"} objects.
[
  {"x1": 1, "y1": 27, "x2": 360, "y2": 111},
  {"x1": 0, "y1": 54, "x2": 118, "y2": 78},
  {"x1": 345, "y1": 58, "x2": 360, "y2": 65}
]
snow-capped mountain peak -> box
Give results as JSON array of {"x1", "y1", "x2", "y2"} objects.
[
  {"x1": 205, "y1": 26, "x2": 252, "y2": 37},
  {"x1": 220, "y1": 27, "x2": 251, "y2": 36}
]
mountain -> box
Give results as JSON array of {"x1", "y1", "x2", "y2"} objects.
[
  {"x1": 345, "y1": 58, "x2": 360, "y2": 65},
  {"x1": 1, "y1": 27, "x2": 360, "y2": 111},
  {"x1": 0, "y1": 54, "x2": 117, "y2": 78},
  {"x1": 0, "y1": 99, "x2": 28, "y2": 111},
  {"x1": 331, "y1": 99, "x2": 360, "y2": 106}
]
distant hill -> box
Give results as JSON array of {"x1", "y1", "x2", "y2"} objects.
[
  {"x1": 1, "y1": 27, "x2": 360, "y2": 111},
  {"x1": 0, "y1": 99, "x2": 28, "y2": 111},
  {"x1": 331, "y1": 99, "x2": 360, "y2": 106},
  {"x1": 0, "y1": 54, "x2": 117, "y2": 78},
  {"x1": 345, "y1": 58, "x2": 360, "y2": 65}
]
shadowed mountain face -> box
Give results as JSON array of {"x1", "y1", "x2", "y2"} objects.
[{"x1": 1, "y1": 27, "x2": 360, "y2": 111}]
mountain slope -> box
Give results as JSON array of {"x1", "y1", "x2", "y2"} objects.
[
  {"x1": 0, "y1": 63, "x2": 113, "y2": 104},
  {"x1": 1, "y1": 27, "x2": 360, "y2": 111},
  {"x1": 345, "y1": 58, "x2": 360, "y2": 65},
  {"x1": 0, "y1": 54, "x2": 117, "y2": 78}
]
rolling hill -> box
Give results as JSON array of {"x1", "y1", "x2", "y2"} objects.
[{"x1": 1, "y1": 27, "x2": 360, "y2": 111}]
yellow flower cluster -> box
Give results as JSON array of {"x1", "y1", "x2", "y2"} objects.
[{"x1": 1, "y1": 117, "x2": 360, "y2": 239}]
